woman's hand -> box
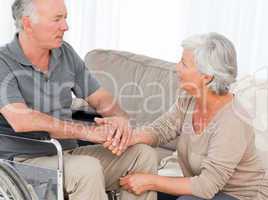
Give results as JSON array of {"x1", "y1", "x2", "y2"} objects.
[
  {"x1": 120, "y1": 172, "x2": 155, "y2": 195},
  {"x1": 95, "y1": 116, "x2": 133, "y2": 156}
]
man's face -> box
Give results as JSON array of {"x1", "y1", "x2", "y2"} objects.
[{"x1": 28, "y1": 0, "x2": 68, "y2": 49}]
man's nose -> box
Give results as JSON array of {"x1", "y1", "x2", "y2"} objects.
[{"x1": 60, "y1": 19, "x2": 69, "y2": 31}]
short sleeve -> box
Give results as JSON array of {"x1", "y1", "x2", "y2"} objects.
[
  {"x1": 0, "y1": 59, "x2": 25, "y2": 109},
  {"x1": 63, "y1": 43, "x2": 100, "y2": 99}
]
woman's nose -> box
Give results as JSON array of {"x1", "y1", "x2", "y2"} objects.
[
  {"x1": 176, "y1": 62, "x2": 183, "y2": 73},
  {"x1": 175, "y1": 63, "x2": 182, "y2": 78}
]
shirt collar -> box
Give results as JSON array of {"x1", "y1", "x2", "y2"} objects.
[{"x1": 7, "y1": 34, "x2": 62, "y2": 66}]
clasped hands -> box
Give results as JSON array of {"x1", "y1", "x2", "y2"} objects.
[
  {"x1": 93, "y1": 116, "x2": 153, "y2": 195},
  {"x1": 94, "y1": 116, "x2": 134, "y2": 156}
]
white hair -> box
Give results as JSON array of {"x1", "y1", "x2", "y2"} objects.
[
  {"x1": 12, "y1": 0, "x2": 39, "y2": 32},
  {"x1": 181, "y1": 32, "x2": 237, "y2": 95}
]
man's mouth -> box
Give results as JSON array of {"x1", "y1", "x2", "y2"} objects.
[{"x1": 56, "y1": 35, "x2": 64, "y2": 39}]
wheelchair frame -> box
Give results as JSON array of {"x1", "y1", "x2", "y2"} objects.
[
  {"x1": 0, "y1": 110, "x2": 120, "y2": 200},
  {"x1": 0, "y1": 133, "x2": 64, "y2": 200}
]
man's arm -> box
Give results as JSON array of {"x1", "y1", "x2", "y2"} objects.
[
  {"x1": 0, "y1": 102, "x2": 114, "y2": 143},
  {"x1": 86, "y1": 87, "x2": 133, "y2": 155},
  {"x1": 85, "y1": 87, "x2": 128, "y2": 118}
]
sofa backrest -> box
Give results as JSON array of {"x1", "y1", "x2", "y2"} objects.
[{"x1": 84, "y1": 49, "x2": 179, "y2": 128}]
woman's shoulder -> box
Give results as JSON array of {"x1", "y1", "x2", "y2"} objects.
[
  {"x1": 215, "y1": 97, "x2": 255, "y2": 138},
  {"x1": 221, "y1": 97, "x2": 253, "y2": 125}
]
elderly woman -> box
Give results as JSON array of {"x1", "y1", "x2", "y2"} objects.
[{"x1": 117, "y1": 33, "x2": 268, "y2": 200}]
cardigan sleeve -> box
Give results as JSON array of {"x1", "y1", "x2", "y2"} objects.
[{"x1": 143, "y1": 92, "x2": 192, "y2": 147}]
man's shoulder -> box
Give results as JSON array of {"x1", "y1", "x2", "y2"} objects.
[
  {"x1": 0, "y1": 45, "x2": 18, "y2": 74},
  {"x1": 0, "y1": 44, "x2": 10, "y2": 59},
  {"x1": 0, "y1": 44, "x2": 15, "y2": 66},
  {"x1": 60, "y1": 41, "x2": 76, "y2": 54},
  {"x1": 59, "y1": 41, "x2": 83, "y2": 63}
]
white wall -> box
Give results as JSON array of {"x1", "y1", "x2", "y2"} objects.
[{"x1": 1, "y1": 0, "x2": 268, "y2": 80}]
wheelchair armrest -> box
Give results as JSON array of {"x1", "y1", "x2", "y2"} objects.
[
  {"x1": 14, "y1": 131, "x2": 50, "y2": 141},
  {"x1": 0, "y1": 132, "x2": 65, "y2": 200},
  {"x1": 0, "y1": 131, "x2": 50, "y2": 143},
  {"x1": 0, "y1": 132, "x2": 63, "y2": 171}
]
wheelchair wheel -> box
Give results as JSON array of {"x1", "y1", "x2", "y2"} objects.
[{"x1": 0, "y1": 160, "x2": 34, "y2": 200}]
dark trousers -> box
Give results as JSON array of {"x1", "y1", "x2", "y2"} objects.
[{"x1": 158, "y1": 192, "x2": 238, "y2": 200}]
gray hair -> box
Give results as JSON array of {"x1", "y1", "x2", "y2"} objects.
[
  {"x1": 181, "y1": 32, "x2": 237, "y2": 95},
  {"x1": 12, "y1": 0, "x2": 38, "y2": 32}
]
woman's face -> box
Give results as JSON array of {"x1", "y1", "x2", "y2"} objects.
[{"x1": 176, "y1": 50, "x2": 206, "y2": 96}]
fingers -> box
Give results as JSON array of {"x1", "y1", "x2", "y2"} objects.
[
  {"x1": 94, "y1": 117, "x2": 107, "y2": 125},
  {"x1": 102, "y1": 140, "x2": 112, "y2": 148},
  {"x1": 97, "y1": 117, "x2": 132, "y2": 156},
  {"x1": 110, "y1": 127, "x2": 132, "y2": 156},
  {"x1": 119, "y1": 174, "x2": 143, "y2": 196},
  {"x1": 105, "y1": 128, "x2": 120, "y2": 154},
  {"x1": 106, "y1": 123, "x2": 118, "y2": 142},
  {"x1": 95, "y1": 117, "x2": 116, "y2": 142},
  {"x1": 111, "y1": 126, "x2": 122, "y2": 147},
  {"x1": 119, "y1": 175, "x2": 130, "y2": 188},
  {"x1": 118, "y1": 125, "x2": 129, "y2": 150},
  {"x1": 121, "y1": 127, "x2": 133, "y2": 151}
]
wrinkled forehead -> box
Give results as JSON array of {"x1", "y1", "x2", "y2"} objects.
[{"x1": 33, "y1": 0, "x2": 67, "y2": 17}]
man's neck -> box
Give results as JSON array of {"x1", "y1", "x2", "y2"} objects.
[{"x1": 19, "y1": 32, "x2": 50, "y2": 71}]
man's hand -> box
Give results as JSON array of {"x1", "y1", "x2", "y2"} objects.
[
  {"x1": 94, "y1": 116, "x2": 133, "y2": 156},
  {"x1": 120, "y1": 172, "x2": 155, "y2": 195},
  {"x1": 81, "y1": 123, "x2": 117, "y2": 144}
]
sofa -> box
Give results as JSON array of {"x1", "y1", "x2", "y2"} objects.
[{"x1": 72, "y1": 49, "x2": 268, "y2": 176}]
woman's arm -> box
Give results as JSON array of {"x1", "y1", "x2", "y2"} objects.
[
  {"x1": 122, "y1": 112, "x2": 249, "y2": 199},
  {"x1": 152, "y1": 175, "x2": 192, "y2": 195},
  {"x1": 120, "y1": 173, "x2": 192, "y2": 196},
  {"x1": 131, "y1": 101, "x2": 183, "y2": 147},
  {"x1": 130, "y1": 128, "x2": 158, "y2": 146},
  {"x1": 102, "y1": 99, "x2": 184, "y2": 154}
]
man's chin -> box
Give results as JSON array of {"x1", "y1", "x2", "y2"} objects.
[{"x1": 53, "y1": 41, "x2": 63, "y2": 48}]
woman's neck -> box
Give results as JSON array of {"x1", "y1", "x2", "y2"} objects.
[{"x1": 195, "y1": 89, "x2": 233, "y2": 116}]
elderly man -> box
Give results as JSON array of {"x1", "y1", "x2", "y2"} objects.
[{"x1": 0, "y1": 0, "x2": 157, "y2": 199}]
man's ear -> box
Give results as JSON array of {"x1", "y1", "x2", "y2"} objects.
[{"x1": 21, "y1": 16, "x2": 33, "y2": 33}]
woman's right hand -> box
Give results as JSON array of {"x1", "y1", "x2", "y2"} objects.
[
  {"x1": 120, "y1": 172, "x2": 155, "y2": 195},
  {"x1": 108, "y1": 128, "x2": 140, "y2": 156}
]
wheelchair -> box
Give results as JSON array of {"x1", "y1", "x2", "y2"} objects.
[{"x1": 0, "y1": 110, "x2": 120, "y2": 200}]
